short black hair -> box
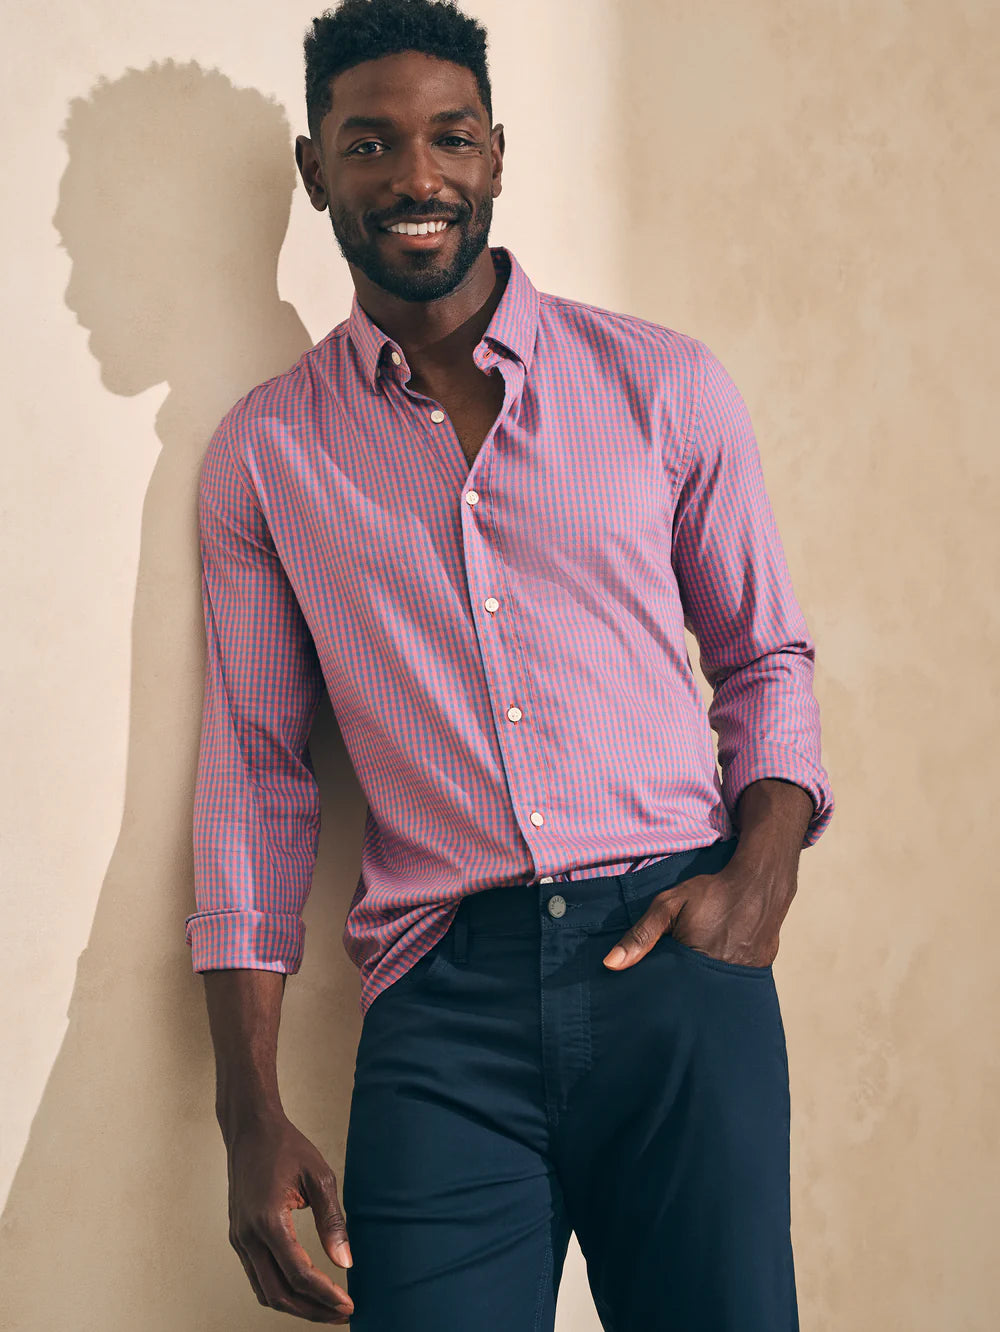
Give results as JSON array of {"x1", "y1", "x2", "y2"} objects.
[{"x1": 303, "y1": 0, "x2": 493, "y2": 144}]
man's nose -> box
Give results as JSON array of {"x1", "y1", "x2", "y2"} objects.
[{"x1": 389, "y1": 141, "x2": 445, "y2": 202}]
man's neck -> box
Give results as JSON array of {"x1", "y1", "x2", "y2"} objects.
[{"x1": 351, "y1": 247, "x2": 507, "y2": 385}]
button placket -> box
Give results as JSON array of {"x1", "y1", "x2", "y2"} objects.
[{"x1": 445, "y1": 366, "x2": 549, "y2": 889}]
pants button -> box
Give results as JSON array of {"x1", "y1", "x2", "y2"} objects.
[{"x1": 546, "y1": 895, "x2": 567, "y2": 918}]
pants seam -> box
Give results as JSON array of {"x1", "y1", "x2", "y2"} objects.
[{"x1": 531, "y1": 1224, "x2": 553, "y2": 1332}]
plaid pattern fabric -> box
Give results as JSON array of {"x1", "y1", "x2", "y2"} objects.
[{"x1": 186, "y1": 246, "x2": 833, "y2": 1017}]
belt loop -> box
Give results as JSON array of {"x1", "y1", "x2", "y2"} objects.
[
  {"x1": 616, "y1": 873, "x2": 641, "y2": 928},
  {"x1": 453, "y1": 912, "x2": 469, "y2": 965}
]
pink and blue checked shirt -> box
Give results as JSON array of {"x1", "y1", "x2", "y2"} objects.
[{"x1": 186, "y1": 246, "x2": 834, "y2": 1017}]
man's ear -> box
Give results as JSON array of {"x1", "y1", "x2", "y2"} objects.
[
  {"x1": 294, "y1": 135, "x2": 329, "y2": 212},
  {"x1": 491, "y1": 123, "x2": 505, "y2": 194}
]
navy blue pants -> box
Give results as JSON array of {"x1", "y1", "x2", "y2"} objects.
[{"x1": 342, "y1": 836, "x2": 798, "y2": 1329}]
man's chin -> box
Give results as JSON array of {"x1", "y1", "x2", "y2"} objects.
[
  {"x1": 379, "y1": 273, "x2": 463, "y2": 302},
  {"x1": 361, "y1": 254, "x2": 467, "y2": 301},
  {"x1": 336, "y1": 220, "x2": 489, "y2": 300}
]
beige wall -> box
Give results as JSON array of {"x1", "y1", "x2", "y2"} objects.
[{"x1": 1, "y1": 1, "x2": 996, "y2": 1328}]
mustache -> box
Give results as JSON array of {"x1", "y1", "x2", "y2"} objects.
[{"x1": 371, "y1": 204, "x2": 468, "y2": 228}]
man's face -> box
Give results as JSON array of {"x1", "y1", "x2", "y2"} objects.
[{"x1": 312, "y1": 51, "x2": 502, "y2": 302}]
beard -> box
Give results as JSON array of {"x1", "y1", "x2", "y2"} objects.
[{"x1": 328, "y1": 193, "x2": 493, "y2": 302}]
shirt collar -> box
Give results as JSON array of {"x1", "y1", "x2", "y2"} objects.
[{"x1": 346, "y1": 245, "x2": 539, "y2": 392}]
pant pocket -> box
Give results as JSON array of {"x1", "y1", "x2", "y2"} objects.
[{"x1": 658, "y1": 933, "x2": 773, "y2": 978}]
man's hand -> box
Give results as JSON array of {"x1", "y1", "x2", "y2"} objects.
[
  {"x1": 602, "y1": 858, "x2": 797, "y2": 971},
  {"x1": 225, "y1": 1111, "x2": 355, "y2": 1323},
  {"x1": 603, "y1": 779, "x2": 812, "y2": 971}
]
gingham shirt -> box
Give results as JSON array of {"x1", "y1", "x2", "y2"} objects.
[{"x1": 186, "y1": 246, "x2": 834, "y2": 1017}]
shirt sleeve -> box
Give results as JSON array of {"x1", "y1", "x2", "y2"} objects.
[
  {"x1": 671, "y1": 339, "x2": 835, "y2": 849},
  {"x1": 185, "y1": 405, "x2": 326, "y2": 972}
]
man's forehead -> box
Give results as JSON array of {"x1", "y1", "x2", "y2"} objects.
[
  {"x1": 336, "y1": 105, "x2": 483, "y2": 133},
  {"x1": 327, "y1": 53, "x2": 484, "y2": 130}
]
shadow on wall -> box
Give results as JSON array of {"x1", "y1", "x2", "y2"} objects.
[{"x1": 0, "y1": 59, "x2": 366, "y2": 1330}]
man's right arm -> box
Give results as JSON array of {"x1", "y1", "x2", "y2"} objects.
[
  {"x1": 203, "y1": 968, "x2": 286, "y2": 1139},
  {"x1": 189, "y1": 410, "x2": 353, "y2": 1323},
  {"x1": 187, "y1": 408, "x2": 325, "y2": 981}
]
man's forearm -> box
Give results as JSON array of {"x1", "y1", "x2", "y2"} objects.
[
  {"x1": 729, "y1": 777, "x2": 814, "y2": 887},
  {"x1": 202, "y1": 969, "x2": 289, "y2": 1141}
]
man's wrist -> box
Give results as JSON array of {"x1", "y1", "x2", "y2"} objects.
[
  {"x1": 215, "y1": 1089, "x2": 287, "y2": 1143},
  {"x1": 728, "y1": 777, "x2": 814, "y2": 888}
]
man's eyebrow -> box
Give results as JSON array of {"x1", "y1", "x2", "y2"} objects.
[{"x1": 337, "y1": 106, "x2": 483, "y2": 133}]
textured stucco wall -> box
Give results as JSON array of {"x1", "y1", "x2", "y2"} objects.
[{"x1": 1, "y1": 2, "x2": 996, "y2": 1328}]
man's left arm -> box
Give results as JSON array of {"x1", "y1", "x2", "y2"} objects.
[
  {"x1": 604, "y1": 340, "x2": 834, "y2": 970},
  {"x1": 672, "y1": 338, "x2": 835, "y2": 865}
]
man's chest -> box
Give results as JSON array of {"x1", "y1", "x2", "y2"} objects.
[
  {"x1": 428, "y1": 372, "x2": 508, "y2": 474},
  {"x1": 254, "y1": 374, "x2": 689, "y2": 644}
]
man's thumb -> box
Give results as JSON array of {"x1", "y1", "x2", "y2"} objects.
[{"x1": 307, "y1": 1166, "x2": 353, "y2": 1269}]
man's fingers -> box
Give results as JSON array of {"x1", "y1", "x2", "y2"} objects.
[
  {"x1": 230, "y1": 1232, "x2": 267, "y2": 1306},
  {"x1": 266, "y1": 1211, "x2": 353, "y2": 1313},
  {"x1": 245, "y1": 1238, "x2": 351, "y2": 1324},
  {"x1": 603, "y1": 900, "x2": 675, "y2": 969}
]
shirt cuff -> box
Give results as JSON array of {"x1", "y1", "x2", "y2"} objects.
[
  {"x1": 184, "y1": 908, "x2": 305, "y2": 973},
  {"x1": 722, "y1": 743, "x2": 835, "y2": 849}
]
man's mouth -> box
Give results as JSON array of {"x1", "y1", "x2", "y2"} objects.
[{"x1": 380, "y1": 218, "x2": 455, "y2": 236}]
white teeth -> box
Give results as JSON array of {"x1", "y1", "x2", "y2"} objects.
[{"x1": 387, "y1": 220, "x2": 449, "y2": 235}]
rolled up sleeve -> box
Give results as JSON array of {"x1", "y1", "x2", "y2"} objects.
[
  {"x1": 186, "y1": 406, "x2": 326, "y2": 971},
  {"x1": 671, "y1": 340, "x2": 835, "y2": 848}
]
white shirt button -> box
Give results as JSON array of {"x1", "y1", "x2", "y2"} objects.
[
  {"x1": 391, "y1": 351, "x2": 402, "y2": 365},
  {"x1": 430, "y1": 409, "x2": 446, "y2": 423},
  {"x1": 539, "y1": 875, "x2": 554, "y2": 884},
  {"x1": 530, "y1": 810, "x2": 544, "y2": 827},
  {"x1": 465, "y1": 490, "x2": 479, "y2": 506},
  {"x1": 506, "y1": 706, "x2": 522, "y2": 723},
  {"x1": 484, "y1": 596, "x2": 499, "y2": 613}
]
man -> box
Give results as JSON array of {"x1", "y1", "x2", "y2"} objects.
[{"x1": 187, "y1": 0, "x2": 834, "y2": 1326}]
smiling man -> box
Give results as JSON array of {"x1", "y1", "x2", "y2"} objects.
[{"x1": 187, "y1": 1, "x2": 834, "y2": 1328}]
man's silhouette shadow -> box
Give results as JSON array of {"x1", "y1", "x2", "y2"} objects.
[{"x1": 1, "y1": 58, "x2": 366, "y2": 1329}]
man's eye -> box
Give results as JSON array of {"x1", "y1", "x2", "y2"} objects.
[{"x1": 349, "y1": 136, "x2": 473, "y2": 156}]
